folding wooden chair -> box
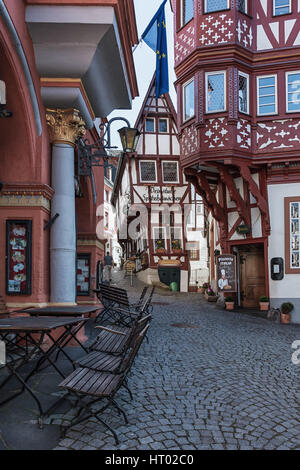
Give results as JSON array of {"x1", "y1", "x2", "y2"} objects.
[{"x1": 58, "y1": 324, "x2": 149, "y2": 445}]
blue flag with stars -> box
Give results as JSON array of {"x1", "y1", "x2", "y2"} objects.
[{"x1": 141, "y1": 0, "x2": 169, "y2": 98}]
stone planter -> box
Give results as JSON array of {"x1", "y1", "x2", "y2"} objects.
[
  {"x1": 225, "y1": 301, "x2": 234, "y2": 310},
  {"x1": 259, "y1": 302, "x2": 270, "y2": 311},
  {"x1": 205, "y1": 293, "x2": 217, "y2": 302}
]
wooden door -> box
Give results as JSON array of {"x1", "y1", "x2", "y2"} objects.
[{"x1": 239, "y1": 249, "x2": 266, "y2": 308}]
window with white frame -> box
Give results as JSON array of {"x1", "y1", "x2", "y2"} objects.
[
  {"x1": 153, "y1": 226, "x2": 166, "y2": 251},
  {"x1": 289, "y1": 201, "x2": 300, "y2": 268},
  {"x1": 159, "y1": 118, "x2": 168, "y2": 133},
  {"x1": 286, "y1": 72, "x2": 300, "y2": 112},
  {"x1": 239, "y1": 71, "x2": 249, "y2": 114},
  {"x1": 183, "y1": 79, "x2": 195, "y2": 122},
  {"x1": 238, "y1": 0, "x2": 248, "y2": 14},
  {"x1": 181, "y1": 0, "x2": 194, "y2": 26},
  {"x1": 145, "y1": 118, "x2": 155, "y2": 132},
  {"x1": 162, "y1": 161, "x2": 179, "y2": 183},
  {"x1": 273, "y1": 0, "x2": 291, "y2": 16},
  {"x1": 170, "y1": 226, "x2": 183, "y2": 252},
  {"x1": 205, "y1": 0, "x2": 229, "y2": 13},
  {"x1": 206, "y1": 72, "x2": 226, "y2": 113},
  {"x1": 139, "y1": 160, "x2": 157, "y2": 183},
  {"x1": 257, "y1": 75, "x2": 277, "y2": 115}
]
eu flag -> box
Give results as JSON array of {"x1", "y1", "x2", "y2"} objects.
[{"x1": 141, "y1": 0, "x2": 169, "y2": 98}]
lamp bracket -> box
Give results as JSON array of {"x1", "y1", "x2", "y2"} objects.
[{"x1": 77, "y1": 117, "x2": 130, "y2": 177}]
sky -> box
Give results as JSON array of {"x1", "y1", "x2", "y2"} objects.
[{"x1": 107, "y1": 0, "x2": 176, "y2": 148}]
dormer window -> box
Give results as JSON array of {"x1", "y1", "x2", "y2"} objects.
[
  {"x1": 205, "y1": 0, "x2": 229, "y2": 13},
  {"x1": 159, "y1": 118, "x2": 168, "y2": 133},
  {"x1": 273, "y1": 0, "x2": 291, "y2": 16},
  {"x1": 181, "y1": 0, "x2": 194, "y2": 27}
]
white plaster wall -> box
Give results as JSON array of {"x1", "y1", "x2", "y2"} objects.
[
  {"x1": 172, "y1": 136, "x2": 180, "y2": 155},
  {"x1": 145, "y1": 134, "x2": 157, "y2": 154},
  {"x1": 158, "y1": 135, "x2": 170, "y2": 154},
  {"x1": 268, "y1": 183, "x2": 300, "y2": 323}
]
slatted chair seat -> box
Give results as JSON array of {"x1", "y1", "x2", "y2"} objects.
[
  {"x1": 57, "y1": 324, "x2": 150, "y2": 445},
  {"x1": 59, "y1": 368, "x2": 123, "y2": 397},
  {"x1": 76, "y1": 351, "x2": 123, "y2": 373}
]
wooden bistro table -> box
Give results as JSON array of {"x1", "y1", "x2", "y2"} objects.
[
  {"x1": 0, "y1": 316, "x2": 88, "y2": 426},
  {"x1": 17, "y1": 305, "x2": 102, "y2": 349}
]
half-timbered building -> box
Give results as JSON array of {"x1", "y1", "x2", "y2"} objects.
[
  {"x1": 172, "y1": 0, "x2": 300, "y2": 321},
  {"x1": 112, "y1": 75, "x2": 209, "y2": 291}
]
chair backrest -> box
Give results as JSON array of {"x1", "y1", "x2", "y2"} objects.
[
  {"x1": 135, "y1": 286, "x2": 148, "y2": 310},
  {"x1": 98, "y1": 283, "x2": 130, "y2": 308},
  {"x1": 121, "y1": 323, "x2": 150, "y2": 374}
]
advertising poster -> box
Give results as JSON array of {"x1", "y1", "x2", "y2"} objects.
[
  {"x1": 216, "y1": 254, "x2": 237, "y2": 293},
  {"x1": 77, "y1": 254, "x2": 90, "y2": 295},
  {"x1": 6, "y1": 221, "x2": 32, "y2": 295}
]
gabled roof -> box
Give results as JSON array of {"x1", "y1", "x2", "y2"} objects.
[{"x1": 134, "y1": 73, "x2": 177, "y2": 130}]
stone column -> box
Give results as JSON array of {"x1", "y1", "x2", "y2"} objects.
[{"x1": 46, "y1": 108, "x2": 86, "y2": 304}]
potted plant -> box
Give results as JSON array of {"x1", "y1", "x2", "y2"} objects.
[
  {"x1": 280, "y1": 302, "x2": 294, "y2": 324},
  {"x1": 202, "y1": 282, "x2": 209, "y2": 295},
  {"x1": 197, "y1": 282, "x2": 204, "y2": 294},
  {"x1": 225, "y1": 296, "x2": 235, "y2": 310},
  {"x1": 155, "y1": 239, "x2": 165, "y2": 253},
  {"x1": 259, "y1": 295, "x2": 270, "y2": 311},
  {"x1": 205, "y1": 287, "x2": 217, "y2": 302},
  {"x1": 171, "y1": 239, "x2": 181, "y2": 254}
]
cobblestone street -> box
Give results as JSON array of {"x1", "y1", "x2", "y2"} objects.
[{"x1": 50, "y1": 270, "x2": 300, "y2": 451}]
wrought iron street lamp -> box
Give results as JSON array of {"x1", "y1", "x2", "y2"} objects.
[{"x1": 78, "y1": 117, "x2": 140, "y2": 177}]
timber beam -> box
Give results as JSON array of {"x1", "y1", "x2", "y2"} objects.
[{"x1": 214, "y1": 163, "x2": 251, "y2": 229}]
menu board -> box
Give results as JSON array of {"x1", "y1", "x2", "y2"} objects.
[
  {"x1": 216, "y1": 254, "x2": 237, "y2": 293},
  {"x1": 77, "y1": 254, "x2": 90, "y2": 295},
  {"x1": 6, "y1": 221, "x2": 32, "y2": 295}
]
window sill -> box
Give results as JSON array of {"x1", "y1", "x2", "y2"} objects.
[{"x1": 176, "y1": 17, "x2": 194, "y2": 35}]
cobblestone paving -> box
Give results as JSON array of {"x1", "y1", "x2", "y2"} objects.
[{"x1": 53, "y1": 271, "x2": 300, "y2": 451}]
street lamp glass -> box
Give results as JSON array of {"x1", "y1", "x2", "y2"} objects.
[{"x1": 118, "y1": 127, "x2": 141, "y2": 153}]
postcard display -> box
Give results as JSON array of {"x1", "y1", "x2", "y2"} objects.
[
  {"x1": 77, "y1": 254, "x2": 90, "y2": 295},
  {"x1": 6, "y1": 220, "x2": 32, "y2": 294}
]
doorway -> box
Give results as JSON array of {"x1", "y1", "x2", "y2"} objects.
[{"x1": 238, "y1": 244, "x2": 266, "y2": 308}]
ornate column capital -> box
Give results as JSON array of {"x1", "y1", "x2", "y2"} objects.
[{"x1": 46, "y1": 108, "x2": 86, "y2": 147}]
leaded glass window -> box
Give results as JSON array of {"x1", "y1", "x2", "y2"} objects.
[
  {"x1": 287, "y1": 72, "x2": 300, "y2": 112},
  {"x1": 182, "y1": 0, "x2": 193, "y2": 26},
  {"x1": 139, "y1": 161, "x2": 157, "y2": 183},
  {"x1": 239, "y1": 72, "x2": 249, "y2": 114},
  {"x1": 238, "y1": 0, "x2": 247, "y2": 13},
  {"x1": 290, "y1": 202, "x2": 300, "y2": 268},
  {"x1": 205, "y1": 0, "x2": 229, "y2": 13},
  {"x1": 206, "y1": 72, "x2": 226, "y2": 113},
  {"x1": 145, "y1": 118, "x2": 155, "y2": 132},
  {"x1": 183, "y1": 79, "x2": 195, "y2": 122},
  {"x1": 162, "y1": 161, "x2": 179, "y2": 183},
  {"x1": 257, "y1": 75, "x2": 277, "y2": 115},
  {"x1": 273, "y1": 0, "x2": 291, "y2": 16},
  {"x1": 159, "y1": 118, "x2": 168, "y2": 133}
]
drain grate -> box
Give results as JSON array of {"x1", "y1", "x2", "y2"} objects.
[{"x1": 171, "y1": 323, "x2": 200, "y2": 329}]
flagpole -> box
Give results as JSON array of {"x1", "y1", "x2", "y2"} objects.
[{"x1": 132, "y1": 39, "x2": 142, "y2": 53}]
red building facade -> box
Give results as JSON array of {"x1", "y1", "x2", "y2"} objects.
[
  {"x1": 172, "y1": 0, "x2": 300, "y2": 321},
  {"x1": 0, "y1": 0, "x2": 138, "y2": 309}
]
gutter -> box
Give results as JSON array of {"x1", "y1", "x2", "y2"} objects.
[{"x1": 0, "y1": 1, "x2": 42, "y2": 136}]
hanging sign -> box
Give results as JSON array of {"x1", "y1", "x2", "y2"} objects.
[
  {"x1": 216, "y1": 254, "x2": 237, "y2": 293},
  {"x1": 236, "y1": 224, "x2": 250, "y2": 235}
]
